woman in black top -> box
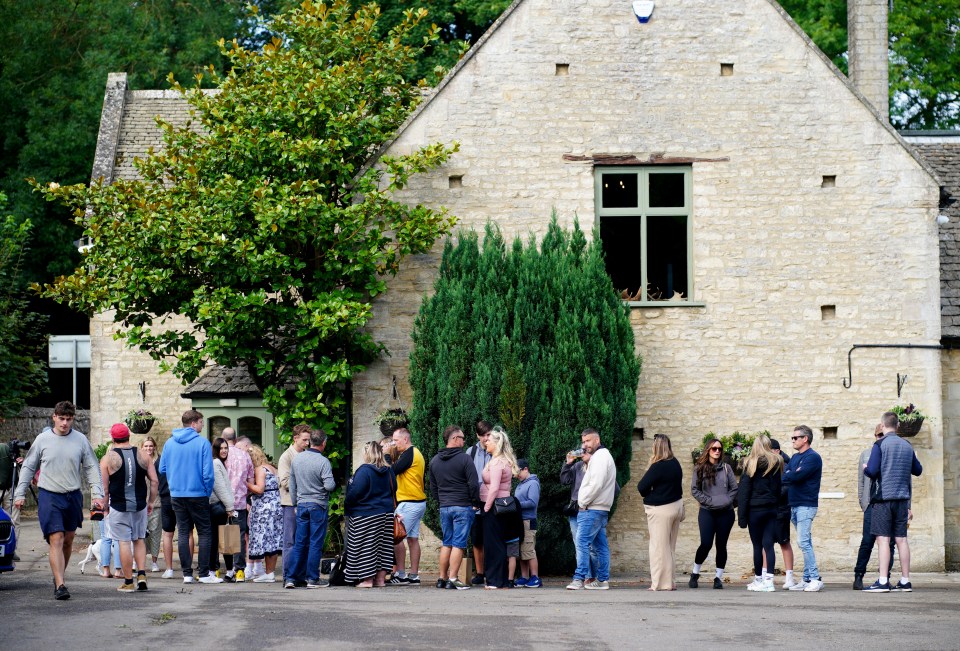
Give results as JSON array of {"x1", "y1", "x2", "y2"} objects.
[
  {"x1": 637, "y1": 434, "x2": 684, "y2": 591},
  {"x1": 737, "y1": 435, "x2": 783, "y2": 592}
]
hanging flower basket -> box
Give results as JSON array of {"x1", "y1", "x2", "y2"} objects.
[
  {"x1": 124, "y1": 409, "x2": 157, "y2": 435},
  {"x1": 891, "y1": 404, "x2": 925, "y2": 438},
  {"x1": 375, "y1": 408, "x2": 409, "y2": 437}
]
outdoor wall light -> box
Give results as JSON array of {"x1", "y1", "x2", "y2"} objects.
[{"x1": 937, "y1": 214, "x2": 950, "y2": 225}]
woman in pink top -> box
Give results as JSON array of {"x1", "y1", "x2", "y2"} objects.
[{"x1": 480, "y1": 427, "x2": 520, "y2": 589}]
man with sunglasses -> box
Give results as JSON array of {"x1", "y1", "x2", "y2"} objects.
[
  {"x1": 852, "y1": 424, "x2": 897, "y2": 590},
  {"x1": 782, "y1": 425, "x2": 823, "y2": 592},
  {"x1": 429, "y1": 425, "x2": 479, "y2": 589}
]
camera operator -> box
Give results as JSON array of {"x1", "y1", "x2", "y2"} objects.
[
  {"x1": 14, "y1": 401, "x2": 104, "y2": 600},
  {"x1": 0, "y1": 436, "x2": 31, "y2": 560}
]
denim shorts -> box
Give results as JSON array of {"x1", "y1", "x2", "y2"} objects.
[
  {"x1": 396, "y1": 500, "x2": 427, "y2": 539},
  {"x1": 439, "y1": 505, "x2": 475, "y2": 549}
]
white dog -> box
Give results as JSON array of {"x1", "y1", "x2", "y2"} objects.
[{"x1": 77, "y1": 539, "x2": 102, "y2": 574}]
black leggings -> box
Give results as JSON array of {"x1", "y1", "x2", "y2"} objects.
[
  {"x1": 694, "y1": 508, "x2": 735, "y2": 568},
  {"x1": 747, "y1": 508, "x2": 777, "y2": 577}
]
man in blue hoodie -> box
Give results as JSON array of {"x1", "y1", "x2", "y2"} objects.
[
  {"x1": 159, "y1": 410, "x2": 218, "y2": 584},
  {"x1": 514, "y1": 458, "x2": 542, "y2": 588}
]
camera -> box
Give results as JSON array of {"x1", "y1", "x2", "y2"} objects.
[{"x1": 9, "y1": 439, "x2": 30, "y2": 459}]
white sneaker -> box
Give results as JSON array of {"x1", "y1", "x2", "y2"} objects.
[
  {"x1": 782, "y1": 576, "x2": 799, "y2": 590},
  {"x1": 150, "y1": 562, "x2": 160, "y2": 573},
  {"x1": 759, "y1": 578, "x2": 775, "y2": 592},
  {"x1": 788, "y1": 580, "x2": 809, "y2": 591},
  {"x1": 746, "y1": 577, "x2": 763, "y2": 591},
  {"x1": 182, "y1": 575, "x2": 195, "y2": 584},
  {"x1": 198, "y1": 574, "x2": 224, "y2": 584},
  {"x1": 253, "y1": 572, "x2": 276, "y2": 583},
  {"x1": 162, "y1": 568, "x2": 175, "y2": 579},
  {"x1": 803, "y1": 578, "x2": 824, "y2": 592}
]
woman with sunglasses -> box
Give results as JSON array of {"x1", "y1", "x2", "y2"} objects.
[
  {"x1": 689, "y1": 438, "x2": 738, "y2": 589},
  {"x1": 737, "y1": 434, "x2": 783, "y2": 592},
  {"x1": 637, "y1": 434, "x2": 684, "y2": 590}
]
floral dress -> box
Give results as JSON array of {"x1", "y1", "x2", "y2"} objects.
[{"x1": 248, "y1": 467, "x2": 283, "y2": 557}]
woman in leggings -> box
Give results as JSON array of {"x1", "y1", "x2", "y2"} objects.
[
  {"x1": 689, "y1": 438, "x2": 738, "y2": 588},
  {"x1": 737, "y1": 435, "x2": 783, "y2": 592}
]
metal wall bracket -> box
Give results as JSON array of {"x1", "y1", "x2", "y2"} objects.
[{"x1": 841, "y1": 344, "x2": 943, "y2": 390}]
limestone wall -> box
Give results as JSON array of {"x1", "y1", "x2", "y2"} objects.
[
  {"x1": 353, "y1": 0, "x2": 944, "y2": 574},
  {"x1": 942, "y1": 350, "x2": 960, "y2": 570}
]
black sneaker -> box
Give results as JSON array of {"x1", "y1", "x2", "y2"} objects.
[
  {"x1": 223, "y1": 574, "x2": 236, "y2": 583},
  {"x1": 713, "y1": 577, "x2": 723, "y2": 589},
  {"x1": 406, "y1": 574, "x2": 421, "y2": 585},
  {"x1": 892, "y1": 580, "x2": 913, "y2": 592},
  {"x1": 688, "y1": 573, "x2": 699, "y2": 588},
  {"x1": 853, "y1": 575, "x2": 864, "y2": 591},
  {"x1": 54, "y1": 584, "x2": 70, "y2": 600},
  {"x1": 470, "y1": 573, "x2": 485, "y2": 586},
  {"x1": 387, "y1": 575, "x2": 409, "y2": 585},
  {"x1": 863, "y1": 580, "x2": 890, "y2": 593},
  {"x1": 436, "y1": 578, "x2": 446, "y2": 589}
]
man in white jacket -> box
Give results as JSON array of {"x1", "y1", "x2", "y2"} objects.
[{"x1": 567, "y1": 428, "x2": 617, "y2": 591}]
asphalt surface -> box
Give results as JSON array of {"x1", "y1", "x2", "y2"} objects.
[{"x1": 2, "y1": 517, "x2": 959, "y2": 650}]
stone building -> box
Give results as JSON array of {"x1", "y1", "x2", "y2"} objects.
[{"x1": 85, "y1": 0, "x2": 955, "y2": 574}]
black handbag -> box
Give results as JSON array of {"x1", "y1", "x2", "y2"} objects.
[
  {"x1": 562, "y1": 499, "x2": 579, "y2": 517},
  {"x1": 493, "y1": 496, "x2": 518, "y2": 516}
]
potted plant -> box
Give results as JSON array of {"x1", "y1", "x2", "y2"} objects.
[
  {"x1": 891, "y1": 403, "x2": 924, "y2": 437},
  {"x1": 375, "y1": 408, "x2": 409, "y2": 437},
  {"x1": 124, "y1": 408, "x2": 158, "y2": 435}
]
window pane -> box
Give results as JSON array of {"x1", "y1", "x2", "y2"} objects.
[
  {"x1": 601, "y1": 173, "x2": 638, "y2": 209},
  {"x1": 648, "y1": 173, "x2": 685, "y2": 208},
  {"x1": 646, "y1": 215, "x2": 687, "y2": 299},
  {"x1": 209, "y1": 416, "x2": 231, "y2": 441},
  {"x1": 599, "y1": 216, "x2": 642, "y2": 297},
  {"x1": 239, "y1": 416, "x2": 263, "y2": 448}
]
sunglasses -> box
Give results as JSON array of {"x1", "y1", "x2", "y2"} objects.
[
  {"x1": 709, "y1": 446, "x2": 722, "y2": 452},
  {"x1": 791, "y1": 435, "x2": 806, "y2": 441}
]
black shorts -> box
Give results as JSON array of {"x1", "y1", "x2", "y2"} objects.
[
  {"x1": 870, "y1": 500, "x2": 909, "y2": 538},
  {"x1": 775, "y1": 513, "x2": 791, "y2": 545},
  {"x1": 160, "y1": 500, "x2": 177, "y2": 533}
]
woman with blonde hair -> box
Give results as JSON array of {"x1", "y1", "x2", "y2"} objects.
[
  {"x1": 344, "y1": 441, "x2": 396, "y2": 587},
  {"x1": 246, "y1": 445, "x2": 283, "y2": 582},
  {"x1": 736, "y1": 434, "x2": 783, "y2": 592},
  {"x1": 141, "y1": 436, "x2": 164, "y2": 572},
  {"x1": 480, "y1": 426, "x2": 520, "y2": 589},
  {"x1": 637, "y1": 434, "x2": 684, "y2": 590}
]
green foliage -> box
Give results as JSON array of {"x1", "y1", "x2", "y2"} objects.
[
  {"x1": 692, "y1": 431, "x2": 768, "y2": 466},
  {"x1": 409, "y1": 217, "x2": 642, "y2": 573},
  {"x1": 890, "y1": 403, "x2": 924, "y2": 422},
  {"x1": 32, "y1": 2, "x2": 458, "y2": 460},
  {"x1": 780, "y1": 0, "x2": 960, "y2": 129},
  {"x1": 0, "y1": 193, "x2": 48, "y2": 416},
  {"x1": 0, "y1": 0, "x2": 261, "y2": 287}
]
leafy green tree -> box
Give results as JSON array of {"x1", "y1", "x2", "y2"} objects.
[
  {"x1": 779, "y1": 0, "x2": 960, "y2": 129},
  {"x1": 0, "y1": 193, "x2": 48, "y2": 416},
  {"x1": 409, "y1": 218, "x2": 641, "y2": 573},
  {"x1": 32, "y1": 1, "x2": 459, "y2": 455},
  {"x1": 0, "y1": 0, "x2": 271, "y2": 287}
]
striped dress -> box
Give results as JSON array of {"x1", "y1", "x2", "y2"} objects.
[{"x1": 343, "y1": 463, "x2": 396, "y2": 581}]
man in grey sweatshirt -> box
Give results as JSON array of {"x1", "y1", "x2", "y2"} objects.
[
  {"x1": 284, "y1": 428, "x2": 336, "y2": 588},
  {"x1": 14, "y1": 401, "x2": 104, "y2": 600}
]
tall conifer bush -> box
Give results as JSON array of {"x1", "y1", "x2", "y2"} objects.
[{"x1": 409, "y1": 216, "x2": 641, "y2": 572}]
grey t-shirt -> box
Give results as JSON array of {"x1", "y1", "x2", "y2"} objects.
[{"x1": 15, "y1": 427, "x2": 103, "y2": 500}]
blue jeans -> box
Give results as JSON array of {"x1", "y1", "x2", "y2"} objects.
[
  {"x1": 282, "y1": 505, "x2": 297, "y2": 571},
  {"x1": 440, "y1": 506, "x2": 475, "y2": 549},
  {"x1": 287, "y1": 503, "x2": 328, "y2": 583},
  {"x1": 791, "y1": 506, "x2": 819, "y2": 581},
  {"x1": 573, "y1": 510, "x2": 610, "y2": 582},
  {"x1": 569, "y1": 515, "x2": 598, "y2": 579}
]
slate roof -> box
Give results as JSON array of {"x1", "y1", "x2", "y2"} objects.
[
  {"x1": 902, "y1": 131, "x2": 960, "y2": 338},
  {"x1": 181, "y1": 365, "x2": 262, "y2": 398}
]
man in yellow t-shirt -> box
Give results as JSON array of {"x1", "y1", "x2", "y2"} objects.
[{"x1": 388, "y1": 428, "x2": 426, "y2": 585}]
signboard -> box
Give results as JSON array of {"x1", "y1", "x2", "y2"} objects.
[{"x1": 49, "y1": 335, "x2": 91, "y2": 369}]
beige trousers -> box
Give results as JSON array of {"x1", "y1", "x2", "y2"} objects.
[{"x1": 644, "y1": 499, "x2": 685, "y2": 590}]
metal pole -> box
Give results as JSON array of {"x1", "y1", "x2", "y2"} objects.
[{"x1": 72, "y1": 338, "x2": 78, "y2": 406}]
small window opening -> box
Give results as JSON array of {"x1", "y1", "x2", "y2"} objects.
[
  {"x1": 822, "y1": 175, "x2": 836, "y2": 188},
  {"x1": 821, "y1": 305, "x2": 836, "y2": 320},
  {"x1": 633, "y1": 427, "x2": 645, "y2": 441},
  {"x1": 822, "y1": 427, "x2": 838, "y2": 440},
  {"x1": 720, "y1": 63, "x2": 734, "y2": 76},
  {"x1": 449, "y1": 175, "x2": 463, "y2": 189},
  {"x1": 556, "y1": 63, "x2": 570, "y2": 76}
]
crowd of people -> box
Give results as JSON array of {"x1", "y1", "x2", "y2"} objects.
[{"x1": 12, "y1": 402, "x2": 923, "y2": 599}]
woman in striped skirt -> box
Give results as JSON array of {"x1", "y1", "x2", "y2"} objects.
[{"x1": 344, "y1": 441, "x2": 397, "y2": 588}]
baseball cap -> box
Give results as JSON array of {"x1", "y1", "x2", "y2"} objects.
[{"x1": 110, "y1": 423, "x2": 130, "y2": 442}]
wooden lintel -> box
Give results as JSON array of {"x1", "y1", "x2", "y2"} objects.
[{"x1": 562, "y1": 153, "x2": 730, "y2": 165}]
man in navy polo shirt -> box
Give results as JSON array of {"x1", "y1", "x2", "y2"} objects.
[{"x1": 782, "y1": 424, "x2": 823, "y2": 592}]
